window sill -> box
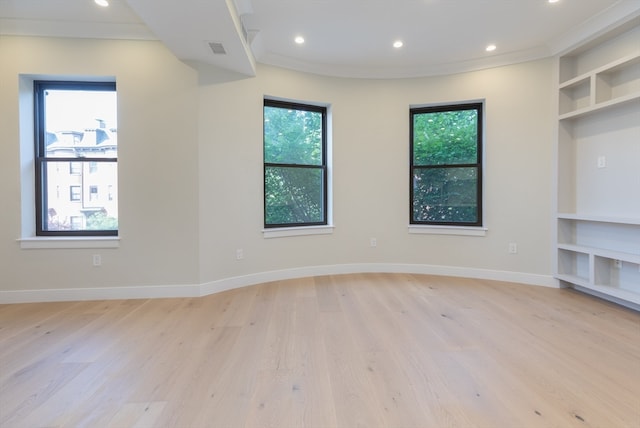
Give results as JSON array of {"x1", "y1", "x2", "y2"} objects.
[
  {"x1": 18, "y1": 236, "x2": 120, "y2": 249},
  {"x1": 408, "y1": 225, "x2": 487, "y2": 237},
  {"x1": 263, "y1": 225, "x2": 335, "y2": 239}
]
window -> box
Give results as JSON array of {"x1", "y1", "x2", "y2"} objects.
[
  {"x1": 89, "y1": 185, "x2": 98, "y2": 202},
  {"x1": 34, "y1": 80, "x2": 118, "y2": 236},
  {"x1": 70, "y1": 185, "x2": 81, "y2": 201},
  {"x1": 410, "y1": 102, "x2": 483, "y2": 226},
  {"x1": 263, "y1": 99, "x2": 327, "y2": 228},
  {"x1": 69, "y1": 162, "x2": 81, "y2": 175},
  {"x1": 70, "y1": 216, "x2": 83, "y2": 230}
]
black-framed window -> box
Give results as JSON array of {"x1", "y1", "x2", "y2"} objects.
[
  {"x1": 410, "y1": 102, "x2": 483, "y2": 226},
  {"x1": 34, "y1": 80, "x2": 118, "y2": 236},
  {"x1": 263, "y1": 99, "x2": 327, "y2": 228}
]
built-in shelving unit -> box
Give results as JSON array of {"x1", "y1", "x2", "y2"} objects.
[{"x1": 554, "y1": 18, "x2": 640, "y2": 310}]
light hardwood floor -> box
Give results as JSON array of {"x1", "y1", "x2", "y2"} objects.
[{"x1": 1, "y1": 273, "x2": 639, "y2": 427}]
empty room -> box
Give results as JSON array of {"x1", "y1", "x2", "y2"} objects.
[{"x1": 1, "y1": 0, "x2": 639, "y2": 426}]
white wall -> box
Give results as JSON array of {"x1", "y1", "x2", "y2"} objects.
[
  {"x1": 0, "y1": 35, "x2": 555, "y2": 302},
  {"x1": 0, "y1": 36, "x2": 200, "y2": 297},
  {"x1": 198, "y1": 61, "x2": 555, "y2": 287}
]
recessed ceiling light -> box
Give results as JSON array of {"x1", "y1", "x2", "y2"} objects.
[
  {"x1": 486, "y1": 44, "x2": 497, "y2": 52},
  {"x1": 393, "y1": 40, "x2": 403, "y2": 48},
  {"x1": 548, "y1": 0, "x2": 560, "y2": 3},
  {"x1": 294, "y1": 36, "x2": 305, "y2": 44},
  {"x1": 95, "y1": 0, "x2": 109, "y2": 7}
]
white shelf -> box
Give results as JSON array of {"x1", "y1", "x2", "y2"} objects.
[
  {"x1": 556, "y1": 274, "x2": 590, "y2": 288},
  {"x1": 555, "y1": 21, "x2": 640, "y2": 308},
  {"x1": 558, "y1": 49, "x2": 640, "y2": 120},
  {"x1": 556, "y1": 274, "x2": 640, "y2": 307},
  {"x1": 559, "y1": 91, "x2": 640, "y2": 121},
  {"x1": 557, "y1": 214, "x2": 640, "y2": 225},
  {"x1": 557, "y1": 244, "x2": 640, "y2": 264},
  {"x1": 569, "y1": 280, "x2": 640, "y2": 306},
  {"x1": 559, "y1": 74, "x2": 591, "y2": 90},
  {"x1": 559, "y1": 51, "x2": 640, "y2": 89}
]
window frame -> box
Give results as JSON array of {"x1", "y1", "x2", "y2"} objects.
[
  {"x1": 263, "y1": 98, "x2": 328, "y2": 229},
  {"x1": 34, "y1": 80, "x2": 118, "y2": 237},
  {"x1": 69, "y1": 162, "x2": 81, "y2": 175},
  {"x1": 69, "y1": 185, "x2": 81, "y2": 202},
  {"x1": 409, "y1": 102, "x2": 483, "y2": 227}
]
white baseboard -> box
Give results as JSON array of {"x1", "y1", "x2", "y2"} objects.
[
  {"x1": 0, "y1": 263, "x2": 557, "y2": 304},
  {"x1": 200, "y1": 263, "x2": 558, "y2": 296},
  {"x1": 0, "y1": 283, "x2": 200, "y2": 304}
]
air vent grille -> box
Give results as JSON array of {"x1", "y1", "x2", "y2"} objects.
[{"x1": 208, "y1": 42, "x2": 227, "y2": 55}]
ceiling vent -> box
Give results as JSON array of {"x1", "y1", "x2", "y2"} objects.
[{"x1": 208, "y1": 42, "x2": 227, "y2": 55}]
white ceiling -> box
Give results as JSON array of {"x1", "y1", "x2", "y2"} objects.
[{"x1": 1, "y1": 0, "x2": 639, "y2": 78}]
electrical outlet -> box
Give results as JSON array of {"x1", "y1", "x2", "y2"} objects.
[
  {"x1": 236, "y1": 249, "x2": 244, "y2": 260},
  {"x1": 92, "y1": 254, "x2": 101, "y2": 266},
  {"x1": 508, "y1": 243, "x2": 517, "y2": 254},
  {"x1": 597, "y1": 156, "x2": 606, "y2": 168},
  {"x1": 613, "y1": 259, "x2": 622, "y2": 269},
  {"x1": 370, "y1": 238, "x2": 377, "y2": 247}
]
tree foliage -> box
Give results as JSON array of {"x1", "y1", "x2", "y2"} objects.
[
  {"x1": 264, "y1": 105, "x2": 325, "y2": 226},
  {"x1": 87, "y1": 210, "x2": 118, "y2": 230},
  {"x1": 265, "y1": 167, "x2": 324, "y2": 225},
  {"x1": 413, "y1": 109, "x2": 478, "y2": 165},
  {"x1": 412, "y1": 107, "x2": 480, "y2": 224}
]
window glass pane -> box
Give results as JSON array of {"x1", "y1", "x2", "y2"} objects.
[
  {"x1": 89, "y1": 185, "x2": 98, "y2": 202},
  {"x1": 265, "y1": 166, "x2": 324, "y2": 225},
  {"x1": 70, "y1": 216, "x2": 83, "y2": 230},
  {"x1": 70, "y1": 185, "x2": 81, "y2": 201},
  {"x1": 413, "y1": 109, "x2": 477, "y2": 166},
  {"x1": 36, "y1": 81, "x2": 118, "y2": 236},
  {"x1": 43, "y1": 89, "x2": 118, "y2": 158},
  {"x1": 42, "y1": 160, "x2": 118, "y2": 232},
  {"x1": 264, "y1": 106, "x2": 322, "y2": 165},
  {"x1": 70, "y1": 162, "x2": 81, "y2": 174},
  {"x1": 413, "y1": 167, "x2": 478, "y2": 223}
]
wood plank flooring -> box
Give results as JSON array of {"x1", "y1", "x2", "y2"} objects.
[{"x1": 1, "y1": 273, "x2": 639, "y2": 427}]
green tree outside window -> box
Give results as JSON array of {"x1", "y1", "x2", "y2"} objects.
[
  {"x1": 264, "y1": 100, "x2": 327, "y2": 227},
  {"x1": 411, "y1": 103, "x2": 483, "y2": 225}
]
